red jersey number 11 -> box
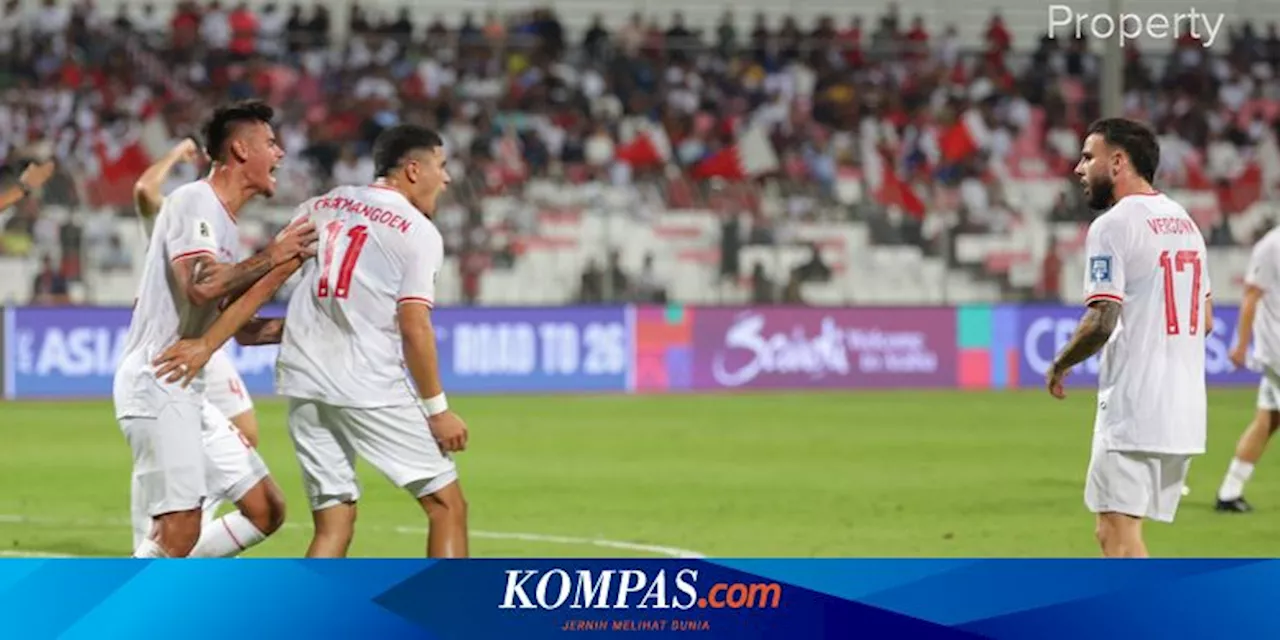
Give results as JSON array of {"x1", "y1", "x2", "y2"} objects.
[
  {"x1": 318, "y1": 222, "x2": 370, "y2": 299},
  {"x1": 1159, "y1": 249, "x2": 1202, "y2": 336}
]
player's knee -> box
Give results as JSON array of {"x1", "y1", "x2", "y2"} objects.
[
  {"x1": 157, "y1": 510, "x2": 203, "y2": 557},
  {"x1": 239, "y1": 482, "x2": 287, "y2": 535},
  {"x1": 258, "y1": 485, "x2": 287, "y2": 535},
  {"x1": 423, "y1": 487, "x2": 467, "y2": 524},
  {"x1": 1094, "y1": 522, "x2": 1109, "y2": 549}
]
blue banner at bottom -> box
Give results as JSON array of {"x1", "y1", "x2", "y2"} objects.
[{"x1": 0, "y1": 559, "x2": 1274, "y2": 639}]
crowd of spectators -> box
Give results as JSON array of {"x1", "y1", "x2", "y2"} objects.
[{"x1": 4, "y1": 1, "x2": 1280, "y2": 304}]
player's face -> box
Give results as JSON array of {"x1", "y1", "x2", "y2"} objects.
[
  {"x1": 1074, "y1": 133, "x2": 1117, "y2": 210},
  {"x1": 236, "y1": 122, "x2": 285, "y2": 198},
  {"x1": 408, "y1": 147, "x2": 451, "y2": 216}
]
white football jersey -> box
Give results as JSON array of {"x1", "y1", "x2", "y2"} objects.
[
  {"x1": 115, "y1": 181, "x2": 241, "y2": 417},
  {"x1": 1246, "y1": 227, "x2": 1280, "y2": 371},
  {"x1": 1084, "y1": 192, "x2": 1211, "y2": 455},
  {"x1": 276, "y1": 184, "x2": 444, "y2": 408}
]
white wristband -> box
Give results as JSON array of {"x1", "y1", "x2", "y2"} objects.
[{"x1": 421, "y1": 393, "x2": 448, "y2": 416}]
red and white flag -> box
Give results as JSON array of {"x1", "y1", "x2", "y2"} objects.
[
  {"x1": 861, "y1": 122, "x2": 926, "y2": 218},
  {"x1": 691, "y1": 126, "x2": 779, "y2": 181},
  {"x1": 938, "y1": 109, "x2": 991, "y2": 163},
  {"x1": 615, "y1": 123, "x2": 673, "y2": 169}
]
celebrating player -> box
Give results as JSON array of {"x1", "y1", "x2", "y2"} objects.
[
  {"x1": 1046, "y1": 118, "x2": 1212, "y2": 558},
  {"x1": 1215, "y1": 227, "x2": 1280, "y2": 512},
  {"x1": 153, "y1": 124, "x2": 469, "y2": 558},
  {"x1": 128, "y1": 135, "x2": 274, "y2": 551},
  {"x1": 114, "y1": 100, "x2": 317, "y2": 558}
]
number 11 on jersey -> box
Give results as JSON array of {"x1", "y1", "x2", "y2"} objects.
[
  {"x1": 1160, "y1": 249, "x2": 1202, "y2": 336},
  {"x1": 318, "y1": 221, "x2": 369, "y2": 299}
]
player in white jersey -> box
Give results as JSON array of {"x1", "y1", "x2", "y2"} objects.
[
  {"x1": 153, "y1": 124, "x2": 469, "y2": 558},
  {"x1": 114, "y1": 100, "x2": 317, "y2": 558},
  {"x1": 134, "y1": 136, "x2": 261, "y2": 446},
  {"x1": 1215, "y1": 227, "x2": 1280, "y2": 512},
  {"x1": 1047, "y1": 118, "x2": 1213, "y2": 558},
  {"x1": 128, "y1": 136, "x2": 268, "y2": 550}
]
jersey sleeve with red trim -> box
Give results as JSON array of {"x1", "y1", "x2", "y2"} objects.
[
  {"x1": 162, "y1": 186, "x2": 223, "y2": 263},
  {"x1": 1082, "y1": 214, "x2": 1127, "y2": 305},
  {"x1": 397, "y1": 222, "x2": 444, "y2": 308}
]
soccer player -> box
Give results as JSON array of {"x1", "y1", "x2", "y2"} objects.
[
  {"x1": 1215, "y1": 226, "x2": 1280, "y2": 512},
  {"x1": 128, "y1": 135, "x2": 271, "y2": 550},
  {"x1": 153, "y1": 124, "x2": 470, "y2": 558},
  {"x1": 114, "y1": 100, "x2": 317, "y2": 558},
  {"x1": 1046, "y1": 118, "x2": 1212, "y2": 558}
]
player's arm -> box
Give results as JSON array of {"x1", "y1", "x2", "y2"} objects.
[
  {"x1": 1048, "y1": 216, "x2": 1127, "y2": 399},
  {"x1": 154, "y1": 256, "x2": 305, "y2": 384},
  {"x1": 0, "y1": 160, "x2": 55, "y2": 211},
  {"x1": 170, "y1": 215, "x2": 316, "y2": 307},
  {"x1": 400, "y1": 303, "x2": 466, "y2": 452},
  {"x1": 1206, "y1": 295, "x2": 1215, "y2": 337},
  {"x1": 235, "y1": 317, "x2": 285, "y2": 346},
  {"x1": 399, "y1": 227, "x2": 468, "y2": 452},
  {"x1": 1052, "y1": 300, "x2": 1122, "y2": 374},
  {"x1": 134, "y1": 138, "x2": 201, "y2": 219}
]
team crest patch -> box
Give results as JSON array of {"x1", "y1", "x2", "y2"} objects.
[{"x1": 1089, "y1": 256, "x2": 1112, "y2": 283}]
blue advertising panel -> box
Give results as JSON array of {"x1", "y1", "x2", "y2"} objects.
[
  {"x1": 432, "y1": 306, "x2": 630, "y2": 393},
  {"x1": 5, "y1": 306, "x2": 282, "y2": 399},
  {"x1": 1015, "y1": 304, "x2": 1250, "y2": 387}
]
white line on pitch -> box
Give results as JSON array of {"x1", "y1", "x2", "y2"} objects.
[
  {"x1": 0, "y1": 550, "x2": 76, "y2": 558},
  {"x1": 0, "y1": 513, "x2": 705, "y2": 559}
]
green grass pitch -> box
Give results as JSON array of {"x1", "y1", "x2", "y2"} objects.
[{"x1": 1, "y1": 389, "x2": 1278, "y2": 558}]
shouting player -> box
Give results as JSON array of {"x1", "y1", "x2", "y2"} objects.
[
  {"x1": 128, "y1": 135, "x2": 274, "y2": 551},
  {"x1": 114, "y1": 100, "x2": 317, "y2": 558},
  {"x1": 134, "y1": 137, "x2": 263, "y2": 448},
  {"x1": 153, "y1": 124, "x2": 469, "y2": 558},
  {"x1": 1215, "y1": 226, "x2": 1280, "y2": 512},
  {"x1": 1047, "y1": 118, "x2": 1212, "y2": 558}
]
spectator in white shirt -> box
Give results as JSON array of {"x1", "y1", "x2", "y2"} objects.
[{"x1": 201, "y1": 0, "x2": 231, "y2": 50}]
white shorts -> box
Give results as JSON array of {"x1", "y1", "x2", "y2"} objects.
[
  {"x1": 205, "y1": 349, "x2": 254, "y2": 420},
  {"x1": 128, "y1": 400, "x2": 270, "y2": 548},
  {"x1": 287, "y1": 398, "x2": 458, "y2": 511},
  {"x1": 1084, "y1": 434, "x2": 1191, "y2": 523}
]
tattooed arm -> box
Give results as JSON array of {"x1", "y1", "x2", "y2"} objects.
[
  {"x1": 1047, "y1": 300, "x2": 1121, "y2": 399},
  {"x1": 171, "y1": 218, "x2": 317, "y2": 308},
  {"x1": 173, "y1": 251, "x2": 276, "y2": 308}
]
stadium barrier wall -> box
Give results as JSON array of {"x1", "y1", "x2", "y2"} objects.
[{"x1": 0, "y1": 304, "x2": 1257, "y2": 399}]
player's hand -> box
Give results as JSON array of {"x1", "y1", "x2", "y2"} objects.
[
  {"x1": 1046, "y1": 364, "x2": 1068, "y2": 400},
  {"x1": 152, "y1": 338, "x2": 215, "y2": 387},
  {"x1": 429, "y1": 410, "x2": 469, "y2": 453},
  {"x1": 266, "y1": 217, "x2": 318, "y2": 265},
  {"x1": 1230, "y1": 345, "x2": 1249, "y2": 370},
  {"x1": 176, "y1": 137, "x2": 205, "y2": 164},
  {"x1": 19, "y1": 160, "x2": 55, "y2": 191}
]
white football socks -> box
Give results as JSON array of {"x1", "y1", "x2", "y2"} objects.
[
  {"x1": 1218, "y1": 458, "x2": 1256, "y2": 502},
  {"x1": 133, "y1": 538, "x2": 169, "y2": 558},
  {"x1": 189, "y1": 512, "x2": 268, "y2": 558}
]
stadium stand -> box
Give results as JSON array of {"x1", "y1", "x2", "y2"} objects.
[{"x1": 3, "y1": 0, "x2": 1280, "y2": 307}]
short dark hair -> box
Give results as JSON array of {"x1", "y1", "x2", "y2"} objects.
[
  {"x1": 372, "y1": 125, "x2": 444, "y2": 177},
  {"x1": 202, "y1": 99, "x2": 274, "y2": 163},
  {"x1": 1085, "y1": 117, "x2": 1160, "y2": 184}
]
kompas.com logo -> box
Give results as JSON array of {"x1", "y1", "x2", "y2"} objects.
[{"x1": 498, "y1": 568, "x2": 783, "y2": 610}]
